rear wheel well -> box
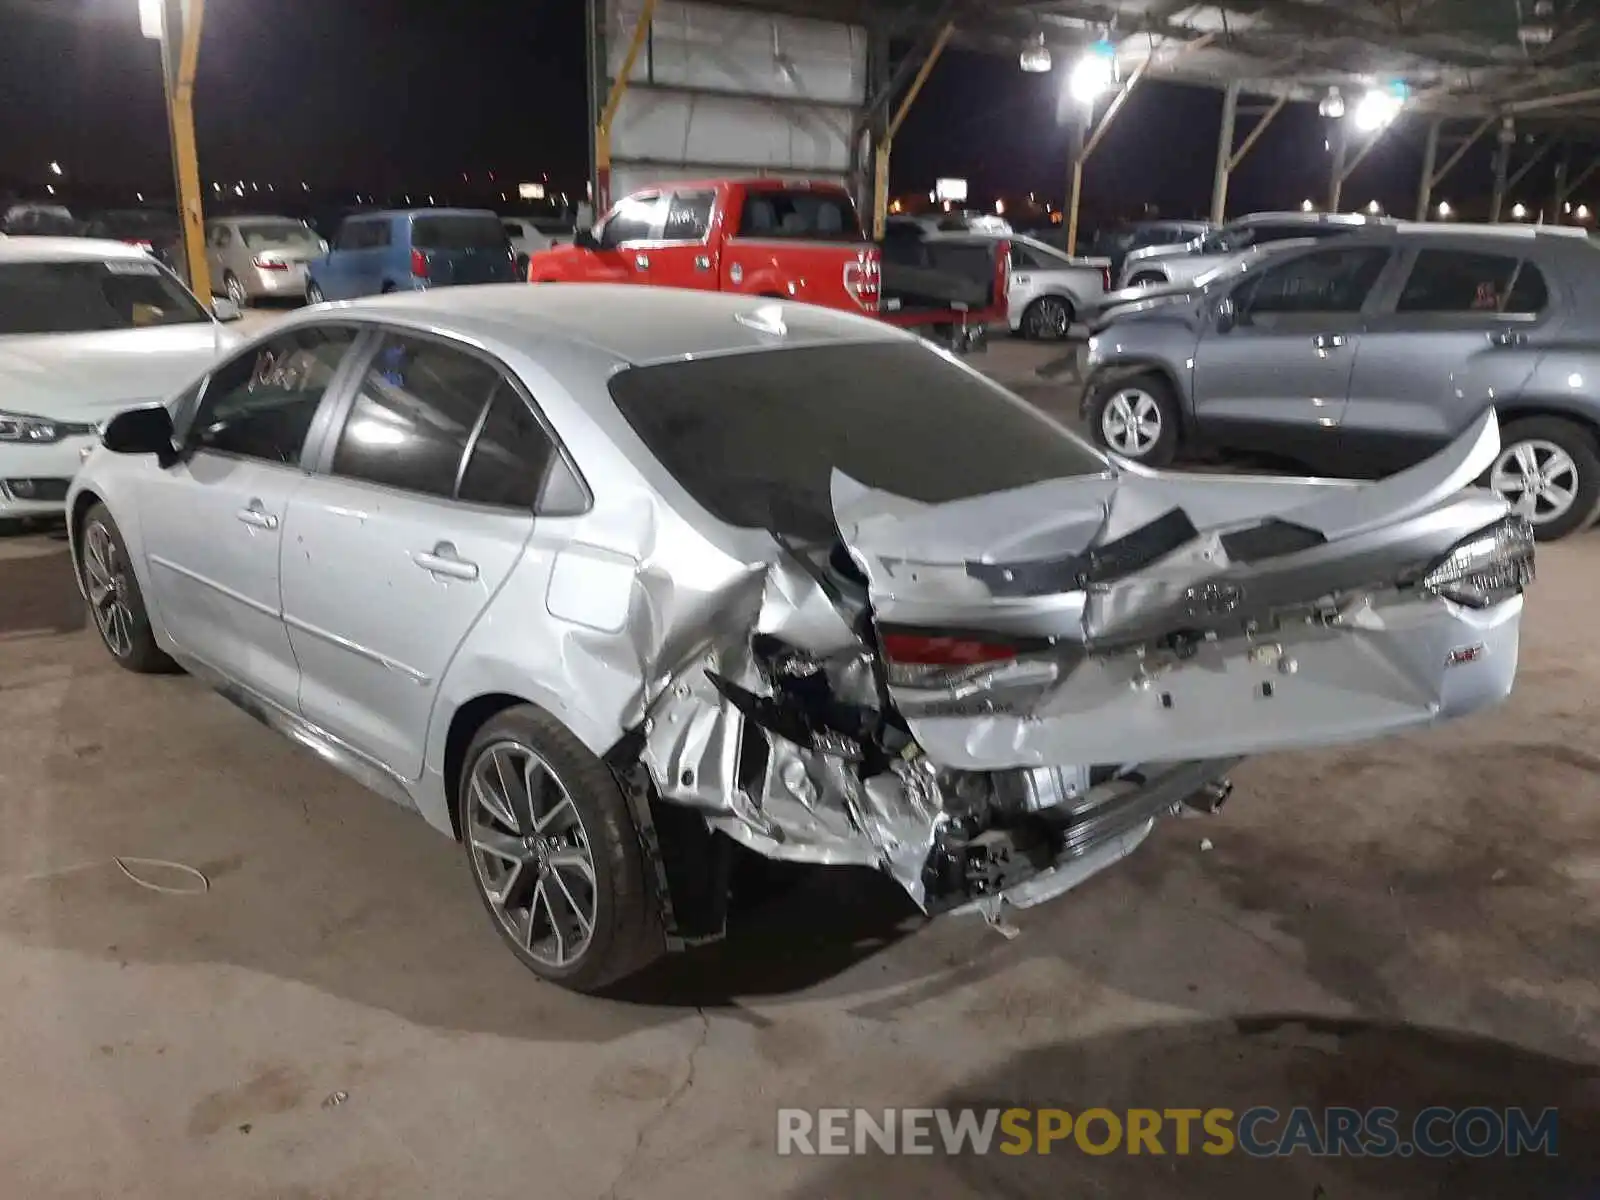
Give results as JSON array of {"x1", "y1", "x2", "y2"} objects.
[
  {"x1": 442, "y1": 693, "x2": 530, "y2": 840},
  {"x1": 1496, "y1": 404, "x2": 1600, "y2": 449}
]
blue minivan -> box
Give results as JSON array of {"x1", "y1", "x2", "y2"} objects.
[{"x1": 305, "y1": 208, "x2": 518, "y2": 302}]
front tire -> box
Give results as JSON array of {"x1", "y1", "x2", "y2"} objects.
[
  {"x1": 457, "y1": 705, "x2": 660, "y2": 992},
  {"x1": 77, "y1": 503, "x2": 173, "y2": 673},
  {"x1": 224, "y1": 271, "x2": 248, "y2": 309},
  {"x1": 1022, "y1": 295, "x2": 1073, "y2": 341},
  {"x1": 1488, "y1": 416, "x2": 1600, "y2": 541},
  {"x1": 1088, "y1": 372, "x2": 1182, "y2": 467}
]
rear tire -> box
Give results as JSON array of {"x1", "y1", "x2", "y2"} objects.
[
  {"x1": 77, "y1": 503, "x2": 174, "y2": 674},
  {"x1": 1088, "y1": 372, "x2": 1182, "y2": 467},
  {"x1": 1487, "y1": 416, "x2": 1600, "y2": 541},
  {"x1": 224, "y1": 271, "x2": 248, "y2": 309},
  {"x1": 457, "y1": 705, "x2": 661, "y2": 992},
  {"x1": 305, "y1": 281, "x2": 325, "y2": 305},
  {"x1": 1021, "y1": 295, "x2": 1073, "y2": 341}
]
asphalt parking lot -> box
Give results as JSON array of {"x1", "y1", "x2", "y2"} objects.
[{"x1": 2, "y1": 322, "x2": 1599, "y2": 1198}]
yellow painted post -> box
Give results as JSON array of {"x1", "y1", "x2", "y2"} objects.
[
  {"x1": 167, "y1": 0, "x2": 209, "y2": 302},
  {"x1": 595, "y1": 0, "x2": 658, "y2": 212},
  {"x1": 873, "y1": 21, "x2": 953, "y2": 240}
]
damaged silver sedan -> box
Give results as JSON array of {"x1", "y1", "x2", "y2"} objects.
[{"x1": 67, "y1": 284, "x2": 1533, "y2": 992}]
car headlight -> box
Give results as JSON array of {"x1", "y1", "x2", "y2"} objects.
[
  {"x1": 0, "y1": 411, "x2": 63, "y2": 444},
  {"x1": 1420, "y1": 516, "x2": 1535, "y2": 608}
]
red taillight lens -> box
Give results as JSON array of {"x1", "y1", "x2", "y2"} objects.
[
  {"x1": 1101, "y1": 266, "x2": 1112, "y2": 291},
  {"x1": 410, "y1": 247, "x2": 429, "y2": 278},
  {"x1": 881, "y1": 632, "x2": 1018, "y2": 668},
  {"x1": 252, "y1": 256, "x2": 288, "y2": 271}
]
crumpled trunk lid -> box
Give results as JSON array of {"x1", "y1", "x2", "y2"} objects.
[{"x1": 833, "y1": 412, "x2": 1526, "y2": 770}]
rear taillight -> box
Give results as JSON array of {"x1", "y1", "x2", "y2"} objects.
[
  {"x1": 879, "y1": 628, "x2": 1062, "y2": 716},
  {"x1": 410, "y1": 247, "x2": 429, "y2": 279},
  {"x1": 252, "y1": 256, "x2": 288, "y2": 271},
  {"x1": 1101, "y1": 266, "x2": 1112, "y2": 291},
  {"x1": 881, "y1": 631, "x2": 1018, "y2": 687},
  {"x1": 850, "y1": 252, "x2": 880, "y2": 312}
]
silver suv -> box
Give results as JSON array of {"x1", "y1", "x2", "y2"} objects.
[{"x1": 1084, "y1": 223, "x2": 1600, "y2": 539}]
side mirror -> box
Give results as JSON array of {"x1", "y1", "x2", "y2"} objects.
[
  {"x1": 1214, "y1": 296, "x2": 1237, "y2": 333},
  {"x1": 211, "y1": 297, "x2": 241, "y2": 323},
  {"x1": 102, "y1": 405, "x2": 177, "y2": 465},
  {"x1": 573, "y1": 227, "x2": 600, "y2": 251}
]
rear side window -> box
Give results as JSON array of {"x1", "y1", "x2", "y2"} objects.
[
  {"x1": 458, "y1": 387, "x2": 587, "y2": 514},
  {"x1": 331, "y1": 335, "x2": 502, "y2": 498},
  {"x1": 736, "y1": 189, "x2": 861, "y2": 240},
  {"x1": 663, "y1": 191, "x2": 715, "y2": 241},
  {"x1": 191, "y1": 326, "x2": 358, "y2": 463},
  {"x1": 608, "y1": 342, "x2": 1105, "y2": 541},
  {"x1": 412, "y1": 215, "x2": 508, "y2": 251},
  {"x1": 1396, "y1": 249, "x2": 1548, "y2": 315}
]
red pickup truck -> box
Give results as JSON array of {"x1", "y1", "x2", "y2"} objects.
[{"x1": 527, "y1": 178, "x2": 881, "y2": 314}]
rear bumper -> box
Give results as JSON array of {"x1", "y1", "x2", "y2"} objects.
[{"x1": 247, "y1": 265, "x2": 309, "y2": 297}]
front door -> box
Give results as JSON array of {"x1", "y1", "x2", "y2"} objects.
[
  {"x1": 1344, "y1": 245, "x2": 1554, "y2": 473},
  {"x1": 279, "y1": 331, "x2": 555, "y2": 778},
  {"x1": 138, "y1": 325, "x2": 362, "y2": 708},
  {"x1": 584, "y1": 192, "x2": 664, "y2": 284},
  {"x1": 1191, "y1": 244, "x2": 1392, "y2": 466},
  {"x1": 643, "y1": 189, "x2": 720, "y2": 291}
]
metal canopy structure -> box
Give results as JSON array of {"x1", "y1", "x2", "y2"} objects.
[{"x1": 677, "y1": 0, "x2": 1600, "y2": 250}]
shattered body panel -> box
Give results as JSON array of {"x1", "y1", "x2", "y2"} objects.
[{"x1": 636, "y1": 410, "x2": 1531, "y2": 916}]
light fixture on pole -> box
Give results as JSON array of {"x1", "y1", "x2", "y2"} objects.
[
  {"x1": 48, "y1": 161, "x2": 63, "y2": 177},
  {"x1": 1317, "y1": 87, "x2": 1345, "y2": 119},
  {"x1": 1019, "y1": 32, "x2": 1052, "y2": 74},
  {"x1": 1511, "y1": 202, "x2": 1528, "y2": 220},
  {"x1": 1301, "y1": 198, "x2": 1314, "y2": 211},
  {"x1": 1067, "y1": 37, "x2": 1116, "y2": 106},
  {"x1": 1437, "y1": 200, "x2": 1452, "y2": 218},
  {"x1": 1350, "y1": 81, "x2": 1408, "y2": 133}
]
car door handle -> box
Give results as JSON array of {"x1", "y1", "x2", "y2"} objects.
[
  {"x1": 1489, "y1": 328, "x2": 1527, "y2": 347},
  {"x1": 1312, "y1": 334, "x2": 1348, "y2": 350},
  {"x1": 634, "y1": 253, "x2": 650, "y2": 270},
  {"x1": 235, "y1": 501, "x2": 278, "y2": 531},
  {"x1": 412, "y1": 542, "x2": 479, "y2": 582}
]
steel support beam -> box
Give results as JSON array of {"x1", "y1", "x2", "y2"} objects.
[
  {"x1": 160, "y1": 0, "x2": 208, "y2": 301},
  {"x1": 1209, "y1": 82, "x2": 1239, "y2": 224},
  {"x1": 1567, "y1": 153, "x2": 1600, "y2": 200},
  {"x1": 1490, "y1": 120, "x2": 1513, "y2": 222},
  {"x1": 585, "y1": 0, "x2": 603, "y2": 214},
  {"x1": 872, "y1": 20, "x2": 953, "y2": 240},
  {"x1": 1326, "y1": 121, "x2": 1349, "y2": 213},
  {"x1": 1427, "y1": 114, "x2": 1496, "y2": 197},
  {"x1": 1505, "y1": 139, "x2": 1554, "y2": 194},
  {"x1": 1066, "y1": 57, "x2": 1156, "y2": 254},
  {"x1": 1415, "y1": 117, "x2": 1440, "y2": 221},
  {"x1": 594, "y1": 0, "x2": 658, "y2": 214}
]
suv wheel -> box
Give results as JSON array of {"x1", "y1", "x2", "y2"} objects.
[
  {"x1": 457, "y1": 704, "x2": 661, "y2": 992},
  {"x1": 1088, "y1": 373, "x2": 1181, "y2": 467},
  {"x1": 1488, "y1": 417, "x2": 1600, "y2": 541},
  {"x1": 1022, "y1": 295, "x2": 1073, "y2": 341}
]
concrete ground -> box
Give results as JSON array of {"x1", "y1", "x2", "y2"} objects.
[{"x1": 2, "y1": 327, "x2": 1599, "y2": 1199}]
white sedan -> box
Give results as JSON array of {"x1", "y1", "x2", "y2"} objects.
[{"x1": 0, "y1": 237, "x2": 242, "y2": 522}]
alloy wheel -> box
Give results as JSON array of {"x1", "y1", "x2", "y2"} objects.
[
  {"x1": 225, "y1": 272, "x2": 246, "y2": 309},
  {"x1": 465, "y1": 740, "x2": 598, "y2": 970},
  {"x1": 1100, "y1": 387, "x2": 1163, "y2": 457},
  {"x1": 1489, "y1": 438, "x2": 1579, "y2": 527},
  {"x1": 1026, "y1": 296, "x2": 1071, "y2": 340},
  {"x1": 82, "y1": 521, "x2": 135, "y2": 659},
  {"x1": 306, "y1": 282, "x2": 324, "y2": 305}
]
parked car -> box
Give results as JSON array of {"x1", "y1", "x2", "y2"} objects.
[
  {"x1": 501, "y1": 215, "x2": 572, "y2": 274},
  {"x1": 82, "y1": 209, "x2": 183, "y2": 268},
  {"x1": 1117, "y1": 211, "x2": 1383, "y2": 290},
  {"x1": 306, "y1": 208, "x2": 518, "y2": 302},
  {"x1": 1086, "y1": 238, "x2": 1321, "y2": 327},
  {"x1": 1086, "y1": 219, "x2": 1213, "y2": 277},
  {"x1": 1083, "y1": 222, "x2": 1600, "y2": 538},
  {"x1": 0, "y1": 237, "x2": 240, "y2": 523},
  {"x1": 3, "y1": 204, "x2": 80, "y2": 236},
  {"x1": 1002, "y1": 233, "x2": 1111, "y2": 340},
  {"x1": 68, "y1": 284, "x2": 1529, "y2": 991},
  {"x1": 877, "y1": 219, "x2": 1011, "y2": 353},
  {"x1": 529, "y1": 178, "x2": 883, "y2": 318},
  {"x1": 206, "y1": 215, "x2": 327, "y2": 307},
  {"x1": 888, "y1": 211, "x2": 1013, "y2": 237}
]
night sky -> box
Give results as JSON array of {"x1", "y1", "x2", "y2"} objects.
[{"x1": 0, "y1": 0, "x2": 1507, "y2": 218}]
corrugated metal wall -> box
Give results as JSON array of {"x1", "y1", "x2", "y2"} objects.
[{"x1": 604, "y1": 0, "x2": 868, "y2": 204}]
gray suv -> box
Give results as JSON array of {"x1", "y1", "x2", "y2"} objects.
[
  {"x1": 1083, "y1": 223, "x2": 1600, "y2": 539},
  {"x1": 1117, "y1": 211, "x2": 1386, "y2": 290}
]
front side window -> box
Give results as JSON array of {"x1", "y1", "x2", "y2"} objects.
[
  {"x1": 330, "y1": 335, "x2": 503, "y2": 498},
  {"x1": 335, "y1": 220, "x2": 372, "y2": 251},
  {"x1": 608, "y1": 342, "x2": 1106, "y2": 541},
  {"x1": 189, "y1": 325, "x2": 358, "y2": 463},
  {"x1": 1237, "y1": 246, "x2": 1390, "y2": 317},
  {"x1": 0, "y1": 259, "x2": 210, "y2": 334},
  {"x1": 1395, "y1": 249, "x2": 1548, "y2": 316},
  {"x1": 598, "y1": 195, "x2": 662, "y2": 248},
  {"x1": 662, "y1": 191, "x2": 715, "y2": 242}
]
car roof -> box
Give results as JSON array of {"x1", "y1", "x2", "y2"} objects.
[
  {"x1": 212, "y1": 214, "x2": 309, "y2": 224},
  {"x1": 1233, "y1": 211, "x2": 1381, "y2": 227},
  {"x1": 285, "y1": 283, "x2": 906, "y2": 368},
  {"x1": 345, "y1": 208, "x2": 500, "y2": 221},
  {"x1": 0, "y1": 237, "x2": 162, "y2": 263}
]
